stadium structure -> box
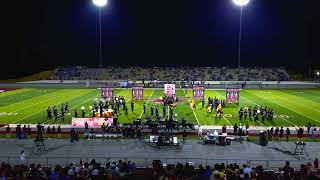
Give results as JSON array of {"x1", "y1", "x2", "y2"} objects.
[{"x1": 1, "y1": 0, "x2": 320, "y2": 179}]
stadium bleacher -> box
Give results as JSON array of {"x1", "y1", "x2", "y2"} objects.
[
  {"x1": 52, "y1": 66, "x2": 290, "y2": 81},
  {"x1": 0, "y1": 159, "x2": 318, "y2": 179}
]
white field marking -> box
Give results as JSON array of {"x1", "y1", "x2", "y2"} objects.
[
  {"x1": 3, "y1": 95, "x2": 61, "y2": 113},
  {"x1": 296, "y1": 93, "x2": 320, "y2": 101},
  {"x1": 13, "y1": 93, "x2": 95, "y2": 124},
  {"x1": 215, "y1": 91, "x2": 266, "y2": 126},
  {"x1": 184, "y1": 89, "x2": 201, "y2": 125},
  {"x1": 265, "y1": 92, "x2": 320, "y2": 124},
  {"x1": 291, "y1": 91, "x2": 305, "y2": 94},
  {"x1": 139, "y1": 90, "x2": 154, "y2": 119},
  {"x1": 42, "y1": 95, "x2": 98, "y2": 124},
  {"x1": 222, "y1": 116, "x2": 232, "y2": 126},
  {"x1": 1, "y1": 89, "x2": 80, "y2": 112},
  {"x1": 240, "y1": 95, "x2": 297, "y2": 127},
  {"x1": 270, "y1": 92, "x2": 320, "y2": 113}
]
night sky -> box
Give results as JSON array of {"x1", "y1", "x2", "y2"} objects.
[{"x1": 1, "y1": 0, "x2": 320, "y2": 79}]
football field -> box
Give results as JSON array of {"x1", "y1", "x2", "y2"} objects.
[{"x1": 0, "y1": 88, "x2": 320, "y2": 127}]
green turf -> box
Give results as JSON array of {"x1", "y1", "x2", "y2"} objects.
[{"x1": 0, "y1": 88, "x2": 320, "y2": 127}]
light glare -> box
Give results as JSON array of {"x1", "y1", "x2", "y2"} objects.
[
  {"x1": 233, "y1": 0, "x2": 250, "y2": 6},
  {"x1": 92, "y1": 0, "x2": 108, "y2": 7}
]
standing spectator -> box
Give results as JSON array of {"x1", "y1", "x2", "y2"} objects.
[
  {"x1": 286, "y1": 128, "x2": 290, "y2": 142},
  {"x1": 307, "y1": 122, "x2": 311, "y2": 135},
  {"x1": 6, "y1": 125, "x2": 11, "y2": 138},
  {"x1": 36, "y1": 122, "x2": 43, "y2": 141},
  {"x1": 314, "y1": 158, "x2": 319, "y2": 171},
  {"x1": 52, "y1": 126, "x2": 56, "y2": 135},
  {"x1": 20, "y1": 150, "x2": 25, "y2": 164},
  {"x1": 57, "y1": 126, "x2": 62, "y2": 138},
  {"x1": 222, "y1": 125, "x2": 227, "y2": 134},
  {"x1": 282, "y1": 161, "x2": 293, "y2": 180},
  {"x1": 70, "y1": 128, "x2": 76, "y2": 143},
  {"x1": 16, "y1": 125, "x2": 22, "y2": 140},
  {"x1": 245, "y1": 124, "x2": 249, "y2": 136},
  {"x1": 47, "y1": 126, "x2": 51, "y2": 135},
  {"x1": 297, "y1": 127, "x2": 304, "y2": 143},
  {"x1": 198, "y1": 126, "x2": 203, "y2": 136},
  {"x1": 182, "y1": 130, "x2": 187, "y2": 142},
  {"x1": 312, "y1": 127, "x2": 317, "y2": 139},
  {"x1": 233, "y1": 123, "x2": 238, "y2": 135},
  {"x1": 275, "y1": 127, "x2": 279, "y2": 141},
  {"x1": 279, "y1": 127, "x2": 284, "y2": 141},
  {"x1": 84, "y1": 122, "x2": 89, "y2": 139},
  {"x1": 22, "y1": 125, "x2": 27, "y2": 139},
  {"x1": 27, "y1": 125, "x2": 31, "y2": 139}
]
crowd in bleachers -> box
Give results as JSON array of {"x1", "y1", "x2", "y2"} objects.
[
  {"x1": 1, "y1": 159, "x2": 320, "y2": 179},
  {"x1": 52, "y1": 66, "x2": 290, "y2": 81}
]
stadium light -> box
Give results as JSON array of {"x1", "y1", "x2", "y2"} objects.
[
  {"x1": 233, "y1": 0, "x2": 250, "y2": 6},
  {"x1": 92, "y1": 0, "x2": 108, "y2": 68},
  {"x1": 317, "y1": 72, "x2": 320, "y2": 76},
  {"x1": 93, "y1": 0, "x2": 108, "y2": 7},
  {"x1": 233, "y1": 0, "x2": 250, "y2": 69}
]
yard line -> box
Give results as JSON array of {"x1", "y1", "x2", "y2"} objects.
[
  {"x1": 288, "y1": 90, "x2": 320, "y2": 101},
  {"x1": 43, "y1": 95, "x2": 98, "y2": 124},
  {"x1": 3, "y1": 95, "x2": 61, "y2": 113},
  {"x1": 223, "y1": 116, "x2": 232, "y2": 126},
  {"x1": 240, "y1": 95, "x2": 297, "y2": 127},
  {"x1": 269, "y1": 93, "x2": 320, "y2": 113},
  {"x1": 139, "y1": 90, "x2": 154, "y2": 119},
  {"x1": 12, "y1": 93, "x2": 94, "y2": 124},
  {"x1": 264, "y1": 92, "x2": 320, "y2": 124},
  {"x1": 184, "y1": 89, "x2": 201, "y2": 125}
]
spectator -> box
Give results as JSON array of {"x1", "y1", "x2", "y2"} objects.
[
  {"x1": 243, "y1": 164, "x2": 252, "y2": 175},
  {"x1": 19, "y1": 150, "x2": 25, "y2": 164},
  {"x1": 5, "y1": 125, "x2": 10, "y2": 138}
]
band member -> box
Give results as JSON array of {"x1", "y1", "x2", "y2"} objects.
[
  {"x1": 65, "y1": 102, "x2": 69, "y2": 113},
  {"x1": 239, "y1": 108, "x2": 244, "y2": 120},
  {"x1": 47, "y1": 107, "x2": 52, "y2": 120},
  {"x1": 150, "y1": 106, "x2": 154, "y2": 116},
  {"x1": 202, "y1": 99, "x2": 205, "y2": 108},
  {"x1": 162, "y1": 105, "x2": 166, "y2": 117},
  {"x1": 155, "y1": 106, "x2": 159, "y2": 118},
  {"x1": 143, "y1": 103, "x2": 146, "y2": 114},
  {"x1": 82, "y1": 109, "x2": 85, "y2": 118},
  {"x1": 53, "y1": 106, "x2": 58, "y2": 121},
  {"x1": 131, "y1": 101, "x2": 134, "y2": 111},
  {"x1": 244, "y1": 108, "x2": 248, "y2": 120},
  {"x1": 125, "y1": 105, "x2": 128, "y2": 115},
  {"x1": 74, "y1": 110, "x2": 78, "y2": 118}
]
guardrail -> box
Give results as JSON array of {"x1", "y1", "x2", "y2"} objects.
[{"x1": 0, "y1": 156, "x2": 308, "y2": 170}]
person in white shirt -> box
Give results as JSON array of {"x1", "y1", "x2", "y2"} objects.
[
  {"x1": 198, "y1": 126, "x2": 203, "y2": 136},
  {"x1": 214, "y1": 130, "x2": 219, "y2": 137},
  {"x1": 20, "y1": 150, "x2": 25, "y2": 164}
]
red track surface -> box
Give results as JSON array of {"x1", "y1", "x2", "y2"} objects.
[{"x1": 0, "y1": 88, "x2": 19, "y2": 93}]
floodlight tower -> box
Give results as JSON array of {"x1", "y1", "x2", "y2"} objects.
[
  {"x1": 92, "y1": 0, "x2": 108, "y2": 68},
  {"x1": 233, "y1": 0, "x2": 250, "y2": 69}
]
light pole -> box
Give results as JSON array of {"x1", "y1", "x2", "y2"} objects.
[
  {"x1": 233, "y1": 0, "x2": 250, "y2": 69},
  {"x1": 92, "y1": 0, "x2": 108, "y2": 68}
]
